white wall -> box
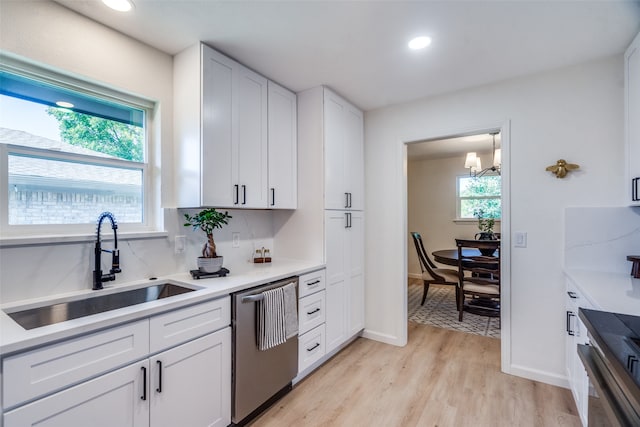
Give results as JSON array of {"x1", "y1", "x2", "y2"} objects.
[
  {"x1": 0, "y1": 1, "x2": 275, "y2": 303},
  {"x1": 364, "y1": 55, "x2": 626, "y2": 386},
  {"x1": 407, "y1": 154, "x2": 497, "y2": 277}
]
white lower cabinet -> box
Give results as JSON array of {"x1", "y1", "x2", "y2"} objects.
[
  {"x1": 150, "y1": 328, "x2": 231, "y2": 427},
  {"x1": 2, "y1": 297, "x2": 231, "y2": 427},
  {"x1": 565, "y1": 279, "x2": 591, "y2": 427},
  {"x1": 297, "y1": 269, "x2": 327, "y2": 377},
  {"x1": 298, "y1": 324, "x2": 326, "y2": 372},
  {"x1": 325, "y1": 210, "x2": 364, "y2": 353},
  {"x1": 4, "y1": 361, "x2": 148, "y2": 427}
]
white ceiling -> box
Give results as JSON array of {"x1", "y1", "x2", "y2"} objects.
[
  {"x1": 52, "y1": 0, "x2": 640, "y2": 112},
  {"x1": 407, "y1": 132, "x2": 501, "y2": 161}
]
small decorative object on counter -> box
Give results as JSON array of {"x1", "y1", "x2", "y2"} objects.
[
  {"x1": 627, "y1": 255, "x2": 640, "y2": 279},
  {"x1": 253, "y1": 247, "x2": 272, "y2": 263}
]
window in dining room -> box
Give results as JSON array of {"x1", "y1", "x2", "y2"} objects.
[{"x1": 457, "y1": 175, "x2": 501, "y2": 219}]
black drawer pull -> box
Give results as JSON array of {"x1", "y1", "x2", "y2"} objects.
[
  {"x1": 566, "y1": 311, "x2": 575, "y2": 336},
  {"x1": 307, "y1": 342, "x2": 320, "y2": 352},
  {"x1": 307, "y1": 308, "x2": 321, "y2": 315},
  {"x1": 307, "y1": 280, "x2": 320, "y2": 286},
  {"x1": 234, "y1": 185, "x2": 239, "y2": 205},
  {"x1": 567, "y1": 291, "x2": 578, "y2": 299}
]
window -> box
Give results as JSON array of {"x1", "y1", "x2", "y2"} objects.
[
  {"x1": 0, "y1": 61, "x2": 155, "y2": 238},
  {"x1": 457, "y1": 175, "x2": 501, "y2": 219}
]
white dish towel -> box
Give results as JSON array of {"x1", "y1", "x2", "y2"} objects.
[{"x1": 257, "y1": 282, "x2": 298, "y2": 351}]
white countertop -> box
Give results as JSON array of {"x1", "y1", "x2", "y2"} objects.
[
  {"x1": 0, "y1": 259, "x2": 324, "y2": 356},
  {"x1": 565, "y1": 269, "x2": 640, "y2": 316}
]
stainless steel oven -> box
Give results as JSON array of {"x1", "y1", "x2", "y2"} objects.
[{"x1": 579, "y1": 309, "x2": 640, "y2": 427}]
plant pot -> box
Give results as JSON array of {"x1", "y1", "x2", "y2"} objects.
[{"x1": 198, "y1": 256, "x2": 223, "y2": 273}]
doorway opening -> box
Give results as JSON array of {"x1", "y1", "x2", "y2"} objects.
[{"x1": 403, "y1": 124, "x2": 511, "y2": 367}]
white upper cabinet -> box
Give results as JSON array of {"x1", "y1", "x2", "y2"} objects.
[
  {"x1": 174, "y1": 43, "x2": 268, "y2": 208},
  {"x1": 625, "y1": 31, "x2": 640, "y2": 206},
  {"x1": 268, "y1": 81, "x2": 297, "y2": 209},
  {"x1": 323, "y1": 88, "x2": 364, "y2": 210}
]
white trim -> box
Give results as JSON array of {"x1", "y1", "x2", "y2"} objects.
[
  {"x1": 401, "y1": 120, "x2": 512, "y2": 375},
  {"x1": 509, "y1": 364, "x2": 569, "y2": 389},
  {"x1": 361, "y1": 329, "x2": 404, "y2": 346}
]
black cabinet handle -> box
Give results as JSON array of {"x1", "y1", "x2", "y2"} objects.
[
  {"x1": 633, "y1": 177, "x2": 639, "y2": 202},
  {"x1": 242, "y1": 185, "x2": 247, "y2": 205},
  {"x1": 234, "y1": 185, "x2": 239, "y2": 205},
  {"x1": 348, "y1": 192, "x2": 352, "y2": 208},
  {"x1": 345, "y1": 212, "x2": 352, "y2": 228},
  {"x1": 271, "y1": 188, "x2": 275, "y2": 206},
  {"x1": 307, "y1": 342, "x2": 320, "y2": 352},
  {"x1": 156, "y1": 360, "x2": 162, "y2": 393},
  {"x1": 567, "y1": 291, "x2": 578, "y2": 299},
  {"x1": 141, "y1": 366, "x2": 147, "y2": 401},
  {"x1": 307, "y1": 280, "x2": 320, "y2": 286},
  {"x1": 307, "y1": 308, "x2": 321, "y2": 315},
  {"x1": 566, "y1": 311, "x2": 575, "y2": 336},
  {"x1": 628, "y1": 355, "x2": 639, "y2": 373},
  {"x1": 345, "y1": 192, "x2": 349, "y2": 208}
]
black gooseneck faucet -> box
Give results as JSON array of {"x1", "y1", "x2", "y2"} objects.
[{"x1": 93, "y1": 211, "x2": 121, "y2": 290}]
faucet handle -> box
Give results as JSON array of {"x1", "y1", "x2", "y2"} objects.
[{"x1": 111, "y1": 249, "x2": 121, "y2": 274}]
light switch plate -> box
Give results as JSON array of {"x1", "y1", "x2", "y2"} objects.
[
  {"x1": 232, "y1": 232, "x2": 240, "y2": 248},
  {"x1": 175, "y1": 235, "x2": 186, "y2": 253},
  {"x1": 514, "y1": 232, "x2": 527, "y2": 248}
]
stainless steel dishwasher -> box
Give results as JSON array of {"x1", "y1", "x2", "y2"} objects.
[{"x1": 231, "y1": 276, "x2": 299, "y2": 426}]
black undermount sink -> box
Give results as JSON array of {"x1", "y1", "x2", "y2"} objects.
[{"x1": 5, "y1": 283, "x2": 196, "y2": 330}]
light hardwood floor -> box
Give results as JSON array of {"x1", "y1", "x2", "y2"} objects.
[{"x1": 251, "y1": 322, "x2": 581, "y2": 427}]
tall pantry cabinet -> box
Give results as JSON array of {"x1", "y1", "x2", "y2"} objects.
[
  {"x1": 625, "y1": 31, "x2": 640, "y2": 206},
  {"x1": 286, "y1": 86, "x2": 365, "y2": 356}
]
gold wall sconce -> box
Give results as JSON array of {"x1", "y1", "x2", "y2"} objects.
[{"x1": 546, "y1": 159, "x2": 580, "y2": 178}]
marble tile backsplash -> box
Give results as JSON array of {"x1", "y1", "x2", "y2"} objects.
[
  {"x1": 565, "y1": 206, "x2": 640, "y2": 274},
  {"x1": 0, "y1": 209, "x2": 276, "y2": 304}
]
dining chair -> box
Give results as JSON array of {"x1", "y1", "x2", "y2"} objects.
[
  {"x1": 410, "y1": 232, "x2": 459, "y2": 305},
  {"x1": 455, "y1": 238, "x2": 501, "y2": 321}
]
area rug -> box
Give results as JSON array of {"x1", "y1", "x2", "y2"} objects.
[{"x1": 408, "y1": 280, "x2": 501, "y2": 339}]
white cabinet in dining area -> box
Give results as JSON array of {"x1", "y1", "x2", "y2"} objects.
[
  {"x1": 625, "y1": 31, "x2": 640, "y2": 206},
  {"x1": 174, "y1": 42, "x2": 268, "y2": 208}
]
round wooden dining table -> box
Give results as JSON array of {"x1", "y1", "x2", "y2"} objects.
[{"x1": 431, "y1": 248, "x2": 497, "y2": 266}]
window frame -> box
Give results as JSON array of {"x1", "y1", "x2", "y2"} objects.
[
  {"x1": 455, "y1": 173, "x2": 502, "y2": 221},
  {"x1": 0, "y1": 55, "x2": 160, "y2": 241}
]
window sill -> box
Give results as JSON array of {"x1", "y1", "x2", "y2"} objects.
[
  {"x1": 453, "y1": 219, "x2": 502, "y2": 224},
  {"x1": 0, "y1": 230, "x2": 169, "y2": 248}
]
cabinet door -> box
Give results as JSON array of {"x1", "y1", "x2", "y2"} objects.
[
  {"x1": 268, "y1": 81, "x2": 297, "y2": 209},
  {"x1": 348, "y1": 211, "x2": 365, "y2": 336},
  {"x1": 236, "y1": 65, "x2": 268, "y2": 208},
  {"x1": 202, "y1": 45, "x2": 235, "y2": 207},
  {"x1": 4, "y1": 361, "x2": 149, "y2": 427},
  {"x1": 325, "y1": 211, "x2": 348, "y2": 352},
  {"x1": 626, "y1": 32, "x2": 640, "y2": 206},
  {"x1": 344, "y1": 104, "x2": 364, "y2": 210},
  {"x1": 150, "y1": 328, "x2": 231, "y2": 427},
  {"x1": 324, "y1": 89, "x2": 347, "y2": 210}
]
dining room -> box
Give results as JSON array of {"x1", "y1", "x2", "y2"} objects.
[{"x1": 406, "y1": 132, "x2": 503, "y2": 340}]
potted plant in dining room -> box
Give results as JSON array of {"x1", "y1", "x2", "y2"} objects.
[
  {"x1": 183, "y1": 208, "x2": 232, "y2": 273},
  {"x1": 473, "y1": 208, "x2": 498, "y2": 255}
]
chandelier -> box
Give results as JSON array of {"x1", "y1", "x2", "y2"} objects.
[{"x1": 464, "y1": 132, "x2": 501, "y2": 178}]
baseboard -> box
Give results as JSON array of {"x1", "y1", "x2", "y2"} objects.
[
  {"x1": 507, "y1": 364, "x2": 570, "y2": 389},
  {"x1": 361, "y1": 328, "x2": 405, "y2": 346}
]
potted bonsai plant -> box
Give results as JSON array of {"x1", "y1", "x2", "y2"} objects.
[{"x1": 184, "y1": 208, "x2": 232, "y2": 273}]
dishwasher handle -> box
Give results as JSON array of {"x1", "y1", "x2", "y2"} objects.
[{"x1": 241, "y1": 293, "x2": 265, "y2": 303}]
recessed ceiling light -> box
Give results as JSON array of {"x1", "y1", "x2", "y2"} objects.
[
  {"x1": 408, "y1": 36, "x2": 432, "y2": 50},
  {"x1": 55, "y1": 101, "x2": 74, "y2": 108},
  {"x1": 102, "y1": 0, "x2": 133, "y2": 12}
]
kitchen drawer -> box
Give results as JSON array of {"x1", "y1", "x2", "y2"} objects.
[
  {"x1": 3, "y1": 319, "x2": 149, "y2": 409},
  {"x1": 298, "y1": 324, "x2": 326, "y2": 373},
  {"x1": 298, "y1": 269, "x2": 326, "y2": 298},
  {"x1": 298, "y1": 291, "x2": 325, "y2": 335},
  {"x1": 150, "y1": 296, "x2": 230, "y2": 353}
]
